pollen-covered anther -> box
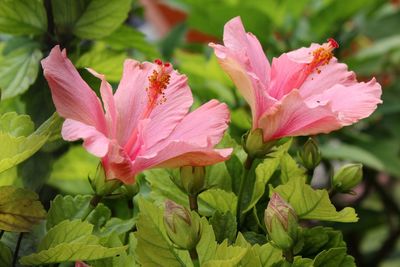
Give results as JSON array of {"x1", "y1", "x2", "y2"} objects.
[
  {"x1": 307, "y1": 38, "x2": 339, "y2": 75},
  {"x1": 146, "y1": 59, "x2": 172, "y2": 104}
]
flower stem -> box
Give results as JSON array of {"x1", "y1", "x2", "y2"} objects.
[
  {"x1": 12, "y1": 232, "x2": 23, "y2": 267},
  {"x1": 189, "y1": 194, "x2": 199, "y2": 213},
  {"x1": 237, "y1": 155, "x2": 254, "y2": 224}
]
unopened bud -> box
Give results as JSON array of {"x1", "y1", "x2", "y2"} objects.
[
  {"x1": 163, "y1": 200, "x2": 200, "y2": 250},
  {"x1": 298, "y1": 138, "x2": 321, "y2": 170},
  {"x1": 243, "y1": 128, "x2": 276, "y2": 159},
  {"x1": 264, "y1": 193, "x2": 299, "y2": 250},
  {"x1": 180, "y1": 166, "x2": 206, "y2": 195},
  {"x1": 89, "y1": 164, "x2": 121, "y2": 196},
  {"x1": 332, "y1": 163, "x2": 363, "y2": 193}
]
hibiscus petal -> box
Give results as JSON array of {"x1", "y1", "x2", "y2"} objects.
[
  {"x1": 41, "y1": 46, "x2": 106, "y2": 133},
  {"x1": 87, "y1": 68, "x2": 118, "y2": 138},
  {"x1": 258, "y1": 90, "x2": 343, "y2": 141},
  {"x1": 309, "y1": 78, "x2": 382, "y2": 125},
  {"x1": 62, "y1": 119, "x2": 110, "y2": 157}
]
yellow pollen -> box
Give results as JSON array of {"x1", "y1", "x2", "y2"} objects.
[
  {"x1": 306, "y1": 38, "x2": 338, "y2": 75},
  {"x1": 146, "y1": 65, "x2": 171, "y2": 105}
]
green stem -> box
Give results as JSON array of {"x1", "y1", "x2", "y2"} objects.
[
  {"x1": 12, "y1": 232, "x2": 23, "y2": 267},
  {"x1": 81, "y1": 195, "x2": 102, "y2": 221},
  {"x1": 0, "y1": 230, "x2": 4, "y2": 239},
  {"x1": 237, "y1": 155, "x2": 254, "y2": 224},
  {"x1": 189, "y1": 194, "x2": 199, "y2": 213}
]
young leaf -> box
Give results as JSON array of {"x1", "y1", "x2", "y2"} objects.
[
  {"x1": 0, "y1": 113, "x2": 62, "y2": 174},
  {"x1": 134, "y1": 198, "x2": 192, "y2": 267},
  {"x1": 313, "y1": 247, "x2": 356, "y2": 267},
  {"x1": 0, "y1": 0, "x2": 47, "y2": 35},
  {"x1": 73, "y1": 0, "x2": 131, "y2": 39},
  {"x1": 0, "y1": 185, "x2": 46, "y2": 232},
  {"x1": 19, "y1": 220, "x2": 126, "y2": 265},
  {"x1": 272, "y1": 178, "x2": 358, "y2": 222},
  {"x1": 0, "y1": 42, "x2": 42, "y2": 99}
]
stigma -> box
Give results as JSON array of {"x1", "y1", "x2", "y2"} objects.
[
  {"x1": 146, "y1": 59, "x2": 172, "y2": 105},
  {"x1": 306, "y1": 38, "x2": 339, "y2": 75}
]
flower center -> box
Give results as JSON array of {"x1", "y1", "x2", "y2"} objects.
[
  {"x1": 146, "y1": 59, "x2": 172, "y2": 108},
  {"x1": 306, "y1": 38, "x2": 339, "y2": 75}
]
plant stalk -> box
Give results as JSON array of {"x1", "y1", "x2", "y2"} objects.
[{"x1": 12, "y1": 232, "x2": 23, "y2": 267}]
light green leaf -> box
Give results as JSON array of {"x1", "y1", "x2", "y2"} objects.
[
  {"x1": 73, "y1": 0, "x2": 131, "y2": 39},
  {"x1": 0, "y1": 0, "x2": 47, "y2": 35},
  {"x1": 280, "y1": 152, "x2": 306, "y2": 184},
  {"x1": 134, "y1": 198, "x2": 192, "y2": 267},
  {"x1": 0, "y1": 241, "x2": 12, "y2": 267},
  {"x1": 47, "y1": 146, "x2": 96, "y2": 195},
  {"x1": 196, "y1": 217, "x2": 218, "y2": 266},
  {"x1": 313, "y1": 248, "x2": 355, "y2": 267},
  {"x1": 300, "y1": 226, "x2": 345, "y2": 257},
  {"x1": 0, "y1": 113, "x2": 62, "y2": 174},
  {"x1": 199, "y1": 189, "x2": 237, "y2": 216},
  {"x1": 202, "y1": 240, "x2": 248, "y2": 267},
  {"x1": 0, "y1": 112, "x2": 33, "y2": 137},
  {"x1": 20, "y1": 220, "x2": 126, "y2": 265},
  {"x1": 0, "y1": 42, "x2": 42, "y2": 99},
  {"x1": 76, "y1": 42, "x2": 126, "y2": 82},
  {"x1": 102, "y1": 25, "x2": 160, "y2": 59},
  {"x1": 0, "y1": 185, "x2": 46, "y2": 232},
  {"x1": 273, "y1": 178, "x2": 358, "y2": 222}
]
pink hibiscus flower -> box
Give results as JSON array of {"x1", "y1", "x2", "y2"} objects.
[
  {"x1": 42, "y1": 46, "x2": 232, "y2": 184},
  {"x1": 210, "y1": 17, "x2": 382, "y2": 142}
]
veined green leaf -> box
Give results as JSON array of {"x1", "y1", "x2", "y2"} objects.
[
  {"x1": 272, "y1": 178, "x2": 358, "y2": 222},
  {"x1": 313, "y1": 247, "x2": 356, "y2": 267},
  {"x1": 0, "y1": 241, "x2": 12, "y2": 267},
  {"x1": 0, "y1": 0, "x2": 47, "y2": 35},
  {"x1": 0, "y1": 185, "x2": 46, "y2": 232},
  {"x1": 20, "y1": 220, "x2": 126, "y2": 265}
]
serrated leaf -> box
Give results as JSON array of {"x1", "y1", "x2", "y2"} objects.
[
  {"x1": 0, "y1": 186, "x2": 46, "y2": 232},
  {"x1": 196, "y1": 217, "x2": 218, "y2": 265},
  {"x1": 210, "y1": 211, "x2": 237, "y2": 243},
  {"x1": 0, "y1": 41, "x2": 42, "y2": 99},
  {"x1": 273, "y1": 178, "x2": 358, "y2": 222},
  {"x1": 73, "y1": 0, "x2": 131, "y2": 39},
  {"x1": 0, "y1": 0, "x2": 47, "y2": 35},
  {"x1": 199, "y1": 189, "x2": 237, "y2": 216},
  {"x1": 0, "y1": 241, "x2": 12, "y2": 267},
  {"x1": 202, "y1": 240, "x2": 248, "y2": 267},
  {"x1": 134, "y1": 198, "x2": 192, "y2": 267},
  {"x1": 280, "y1": 152, "x2": 306, "y2": 184},
  {"x1": 313, "y1": 248, "x2": 355, "y2": 267},
  {"x1": 20, "y1": 220, "x2": 126, "y2": 265},
  {"x1": 300, "y1": 226, "x2": 345, "y2": 257},
  {"x1": 0, "y1": 113, "x2": 62, "y2": 174},
  {"x1": 46, "y1": 195, "x2": 111, "y2": 230}
]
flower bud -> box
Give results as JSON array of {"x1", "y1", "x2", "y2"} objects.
[
  {"x1": 180, "y1": 166, "x2": 206, "y2": 195},
  {"x1": 89, "y1": 164, "x2": 121, "y2": 196},
  {"x1": 264, "y1": 193, "x2": 299, "y2": 250},
  {"x1": 332, "y1": 163, "x2": 363, "y2": 193},
  {"x1": 163, "y1": 200, "x2": 200, "y2": 250},
  {"x1": 243, "y1": 128, "x2": 276, "y2": 159},
  {"x1": 298, "y1": 138, "x2": 321, "y2": 170}
]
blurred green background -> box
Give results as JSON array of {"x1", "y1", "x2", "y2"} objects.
[{"x1": 0, "y1": 0, "x2": 399, "y2": 266}]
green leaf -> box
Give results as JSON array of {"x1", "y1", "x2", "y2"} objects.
[
  {"x1": 134, "y1": 198, "x2": 192, "y2": 267},
  {"x1": 313, "y1": 248, "x2": 355, "y2": 267},
  {"x1": 47, "y1": 146, "x2": 97, "y2": 195},
  {"x1": 210, "y1": 211, "x2": 237, "y2": 244},
  {"x1": 99, "y1": 217, "x2": 136, "y2": 238},
  {"x1": 0, "y1": 0, "x2": 47, "y2": 35},
  {"x1": 73, "y1": 0, "x2": 132, "y2": 39},
  {"x1": 196, "y1": 217, "x2": 218, "y2": 266},
  {"x1": 0, "y1": 113, "x2": 62, "y2": 174},
  {"x1": 102, "y1": 25, "x2": 160, "y2": 59},
  {"x1": 279, "y1": 152, "x2": 306, "y2": 184},
  {"x1": 19, "y1": 220, "x2": 126, "y2": 265},
  {"x1": 273, "y1": 178, "x2": 358, "y2": 222},
  {"x1": 202, "y1": 240, "x2": 248, "y2": 267},
  {"x1": 0, "y1": 112, "x2": 33, "y2": 137},
  {"x1": 300, "y1": 226, "x2": 345, "y2": 257},
  {"x1": 75, "y1": 42, "x2": 126, "y2": 82},
  {"x1": 0, "y1": 185, "x2": 46, "y2": 232},
  {"x1": 0, "y1": 241, "x2": 12, "y2": 267},
  {"x1": 235, "y1": 233, "x2": 282, "y2": 267},
  {"x1": 225, "y1": 154, "x2": 244, "y2": 195},
  {"x1": 0, "y1": 41, "x2": 42, "y2": 99},
  {"x1": 199, "y1": 189, "x2": 237, "y2": 216}
]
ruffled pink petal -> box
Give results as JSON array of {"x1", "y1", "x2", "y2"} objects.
[
  {"x1": 86, "y1": 68, "x2": 118, "y2": 139},
  {"x1": 142, "y1": 69, "x2": 193, "y2": 149},
  {"x1": 132, "y1": 140, "x2": 232, "y2": 174},
  {"x1": 210, "y1": 17, "x2": 274, "y2": 128},
  {"x1": 62, "y1": 119, "x2": 110, "y2": 157},
  {"x1": 41, "y1": 46, "x2": 106, "y2": 133},
  {"x1": 307, "y1": 78, "x2": 382, "y2": 125},
  {"x1": 258, "y1": 90, "x2": 343, "y2": 141},
  {"x1": 298, "y1": 58, "x2": 356, "y2": 99},
  {"x1": 113, "y1": 60, "x2": 153, "y2": 145},
  {"x1": 102, "y1": 141, "x2": 135, "y2": 184}
]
